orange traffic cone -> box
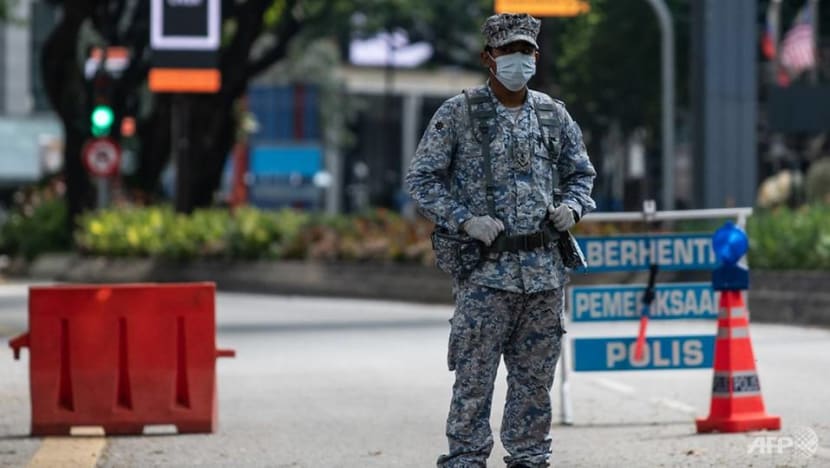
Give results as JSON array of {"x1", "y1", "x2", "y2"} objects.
[{"x1": 696, "y1": 290, "x2": 781, "y2": 433}]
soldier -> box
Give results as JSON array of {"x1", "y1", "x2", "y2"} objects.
[{"x1": 405, "y1": 13, "x2": 597, "y2": 468}]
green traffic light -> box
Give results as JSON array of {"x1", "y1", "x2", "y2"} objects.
[{"x1": 91, "y1": 105, "x2": 115, "y2": 136}]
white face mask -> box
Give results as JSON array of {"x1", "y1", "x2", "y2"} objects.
[{"x1": 489, "y1": 52, "x2": 536, "y2": 91}]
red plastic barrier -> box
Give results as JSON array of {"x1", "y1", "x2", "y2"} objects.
[{"x1": 8, "y1": 283, "x2": 235, "y2": 436}]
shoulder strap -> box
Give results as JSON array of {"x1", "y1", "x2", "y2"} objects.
[
  {"x1": 531, "y1": 92, "x2": 564, "y2": 195},
  {"x1": 531, "y1": 92, "x2": 561, "y2": 155},
  {"x1": 463, "y1": 87, "x2": 497, "y2": 141},
  {"x1": 463, "y1": 87, "x2": 498, "y2": 217}
]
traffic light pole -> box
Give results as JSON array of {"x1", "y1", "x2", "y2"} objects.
[
  {"x1": 173, "y1": 95, "x2": 192, "y2": 213},
  {"x1": 96, "y1": 178, "x2": 109, "y2": 210}
]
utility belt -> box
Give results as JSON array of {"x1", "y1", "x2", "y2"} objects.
[
  {"x1": 431, "y1": 223, "x2": 561, "y2": 280},
  {"x1": 486, "y1": 225, "x2": 560, "y2": 254},
  {"x1": 491, "y1": 221, "x2": 585, "y2": 270}
]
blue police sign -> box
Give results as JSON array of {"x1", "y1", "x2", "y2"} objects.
[
  {"x1": 577, "y1": 233, "x2": 717, "y2": 273},
  {"x1": 569, "y1": 283, "x2": 719, "y2": 322},
  {"x1": 572, "y1": 335, "x2": 715, "y2": 371}
]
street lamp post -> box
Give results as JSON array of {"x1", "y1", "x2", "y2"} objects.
[{"x1": 644, "y1": 0, "x2": 675, "y2": 211}]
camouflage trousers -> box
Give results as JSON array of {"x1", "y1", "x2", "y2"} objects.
[{"x1": 437, "y1": 282, "x2": 566, "y2": 468}]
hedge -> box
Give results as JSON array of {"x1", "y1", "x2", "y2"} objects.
[
  {"x1": 74, "y1": 206, "x2": 436, "y2": 264},
  {"x1": 2, "y1": 200, "x2": 829, "y2": 270}
]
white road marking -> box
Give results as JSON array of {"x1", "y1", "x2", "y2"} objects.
[
  {"x1": 591, "y1": 377, "x2": 636, "y2": 395},
  {"x1": 591, "y1": 377, "x2": 697, "y2": 415},
  {"x1": 648, "y1": 397, "x2": 697, "y2": 415},
  {"x1": 0, "y1": 283, "x2": 32, "y2": 297}
]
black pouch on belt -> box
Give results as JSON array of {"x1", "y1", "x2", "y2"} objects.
[
  {"x1": 558, "y1": 230, "x2": 588, "y2": 270},
  {"x1": 430, "y1": 228, "x2": 483, "y2": 279}
]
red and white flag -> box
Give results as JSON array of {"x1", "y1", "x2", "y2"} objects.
[
  {"x1": 780, "y1": 7, "x2": 816, "y2": 77},
  {"x1": 761, "y1": 17, "x2": 776, "y2": 60}
]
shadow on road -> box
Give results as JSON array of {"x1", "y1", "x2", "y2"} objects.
[{"x1": 0, "y1": 434, "x2": 33, "y2": 441}]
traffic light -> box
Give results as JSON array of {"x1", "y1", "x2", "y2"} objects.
[
  {"x1": 89, "y1": 69, "x2": 116, "y2": 136},
  {"x1": 91, "y1": 104, "x2": 115, "y2": 136}
]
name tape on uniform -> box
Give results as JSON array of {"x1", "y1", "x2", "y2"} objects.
[
  {"x1": 572, "y1": 335, "x2": 715, "y2": 371},
  {"x1": 569, "y1": 283, "x2": 719, "y2": 322},
  {"x1": 576, "y1": 234, "x2": 717, "y2": 272}
]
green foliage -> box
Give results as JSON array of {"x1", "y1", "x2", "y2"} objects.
[
  {"x1": 10, "y1": 198, "x2": 830, "y2": 271},
  {"x1": 747, "y1": 205, "x2": 830, "y2": 270},
  {"x1": 553, "y1": 0, "x2": 690, "y2": 136},
  {"x1": 263, "y1": 0, "x2": 287, "y2": 29},
  {"x1": 0, "y1": 0, "x2": 18, "y2": 22},
  {"x1": 0, "y1": 184, "x2": 71, "y2": 260},
  {"x1": 291, "y1": 0, "x2": 492, "y2": 69},
  {"x1": 227, "y1": 206, "x2": 302, "y2": 259},
  {"x1": 75, "y1": 206, "x2": 310, "y2": 261},
  {"x1": 75, "y1": 205, "x2": 435, "y2": 264}
]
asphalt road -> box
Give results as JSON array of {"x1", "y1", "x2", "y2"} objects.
[{"x1": 0, "y1": 282, "x2": 828, "y2": 467}]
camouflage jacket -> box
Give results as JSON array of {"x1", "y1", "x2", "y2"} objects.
[{"x1": 405, "y1": 84, "x2": 596, "y2": 293}]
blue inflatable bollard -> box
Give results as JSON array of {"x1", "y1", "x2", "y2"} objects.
[{"x1": 711, "y1": 222, "x2": 749, "y2": 291}]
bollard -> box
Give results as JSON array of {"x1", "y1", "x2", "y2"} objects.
[{"x1": 8, "y1": 282, "x2": 235, "y2": 436}]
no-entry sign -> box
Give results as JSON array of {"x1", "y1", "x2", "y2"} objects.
[{"x1": 82, "y1": 138, "x2": 122, "y2": 177}]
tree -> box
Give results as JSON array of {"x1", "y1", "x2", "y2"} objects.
[
  {"x1": 42, "y1": 0, "x2": 494, "y2": 224},
  {"x1": 0, "y1": 0, "x2": 14, "y2": 20},
  {"x1": 549, "y1": 0, "x2": 690, "y2": 138},
  {"x1": 42, "y1": 0, "x2": 313, "y2": 219},
  {"x1": 528, "y1": 1, "x2": 689, "y2": 206}
]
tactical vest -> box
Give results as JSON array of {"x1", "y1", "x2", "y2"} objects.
[
  {"x1": 461, "y1": 86, "x2": 564, "y2": 216},
  {"x1": 458, "y1": 86, "x2": 587, "y2": 268}
]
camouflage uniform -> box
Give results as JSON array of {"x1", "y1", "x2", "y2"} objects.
[
  {"x1": 405, "y1": 13, "x2": 596, "y2": 468},
  {"x1": 442, "y1": 283, "x2": 566, "y2": 467}
]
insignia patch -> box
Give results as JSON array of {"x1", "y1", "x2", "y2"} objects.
[{"x1": 514, "y1": 140, "x2": 531, "y2": 169}]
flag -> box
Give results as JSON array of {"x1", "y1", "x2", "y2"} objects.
[
  {"x1": 780, "y1": 7, "x2": 815, "y2": 77},
  {"x1": 761, "y1": 18, "x2": 775, "y2": 60},
  {"x1": 777, "y1": 68, "x2": 791, "y2": 87}
]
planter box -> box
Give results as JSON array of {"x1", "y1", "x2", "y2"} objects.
[
  {"x1": 18, "y1": 254, "x2": 830, "y2": 327},
  {"x1": 748, "y1": 270, "x2": 830, "y2": 326}
]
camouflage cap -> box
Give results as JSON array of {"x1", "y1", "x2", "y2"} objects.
[{"x1": 481, "y1": 13, "x2": 541, "y2": 49}]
